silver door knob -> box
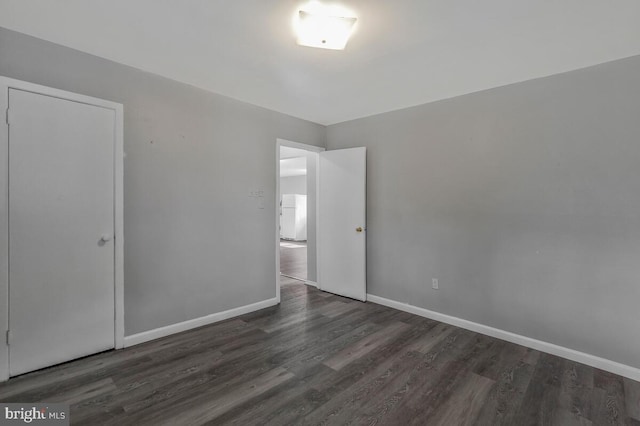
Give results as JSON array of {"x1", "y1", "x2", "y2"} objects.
[{"x1": 100, "y1": 234, "x2": 113, "y2": 243}]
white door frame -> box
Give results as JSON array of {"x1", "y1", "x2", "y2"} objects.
[
  {"x1": 0, "y1": 76, "x2": 125, "y2": 381},
  {"x1": 275, "y1": 139, "x2": 324, "y2": 303}
]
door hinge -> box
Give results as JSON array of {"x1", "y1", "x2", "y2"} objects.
[
  {"x1": 5, "y1": 108, "x2": 10, "y2": 126},
  {"x1": 5, "y1": 330, "x2": 11, "y2": 346}
]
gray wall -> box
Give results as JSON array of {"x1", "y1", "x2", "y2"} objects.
[
  {"x1": 280, "y1": 175, "x2": 306, "y2": 195},
  {"x1": 327, "y1": 55, "x2": 640, "y2": 369},
  {"x1": 0, "y1": 27, "x2": 326, "y2": 335}
]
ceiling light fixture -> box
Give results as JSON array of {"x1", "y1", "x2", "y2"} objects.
[{"x1": 294, "y1": 2, "x2": 357, "y2": 50}]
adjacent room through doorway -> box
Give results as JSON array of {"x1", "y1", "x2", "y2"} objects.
[{"x1": 279, "y1": 145, "x2": 310, "y2": 282}]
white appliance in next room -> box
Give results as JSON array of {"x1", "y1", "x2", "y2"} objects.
[{"x1": 280, "y1": 194, "x2": 307, "y2": 241}]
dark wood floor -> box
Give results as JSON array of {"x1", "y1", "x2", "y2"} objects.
[
  {"x1": 280, "y1": 239, "x2": 307, "y2": 281},
  {"x1": 1, "y1": 278, "x2": 639, "y2": 425}
]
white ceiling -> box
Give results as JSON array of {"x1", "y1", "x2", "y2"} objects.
[
  {"x1": 280, "y1": 157, "x2": 307, "y2": 178},
  {"x1": 1, "y1": 1, "x2": 639, "y2": 125},
  {"x1": 280, "y1": 147, "x2": 308, "y2": 177},
  {"x1": 280, "y1": 146, "x2": 310, "y2": 160}
]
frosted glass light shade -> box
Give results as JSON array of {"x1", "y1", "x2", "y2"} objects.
[{"x1": 296, "y1": 10, "x2": 357, "y2": 50}]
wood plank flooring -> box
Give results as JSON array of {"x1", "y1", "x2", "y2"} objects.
[
  {"x1": 280, "y1": 240, "x2": 307, "y2": 281},
  {"x1": 1, "y1": 277, "x2": 639, "y2": 425}
]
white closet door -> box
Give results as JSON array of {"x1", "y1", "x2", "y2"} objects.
[
  {"x1": 318, "y1": 147, "x2": 366, "y2": 301},
  {"x1": 8, "y1": 89, "x2": 115, "y2": 376}
]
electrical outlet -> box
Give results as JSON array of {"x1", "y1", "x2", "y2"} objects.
[{"x1": 432, "y1": 278, "x2": 439, "y2": 290}]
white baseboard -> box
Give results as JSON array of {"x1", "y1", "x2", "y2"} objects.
[
  {"x1": 367, "y1": 294, "x2": 640, "y2": 382},
  {"x1": 123, "y1": 297, "x2": 278, "y2": 347},
  {"x1": 305, "y1": 280, "x2": 318, "y2": 288}
]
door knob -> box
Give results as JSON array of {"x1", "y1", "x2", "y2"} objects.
[
  {"x1": 100, "y1": 234, "x2": 113, "y2": 243},
  {"x1": 356, "y1": 227, "x2": 363, "y2": 233}
]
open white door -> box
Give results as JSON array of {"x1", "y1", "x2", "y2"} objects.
[{"x1": 318, "y1": 147, "x2": 366, "y2": 301}]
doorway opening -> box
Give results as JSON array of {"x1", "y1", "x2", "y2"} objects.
[
  {"x1": 280, "y1": 148, "x2": 308, "y2": 281},
  {"x1": 275, "y1": 139, "x2": 367, "y2": 304},
  {"x1": 276, "y1": 140, "x2": 323, "y2": 300}
]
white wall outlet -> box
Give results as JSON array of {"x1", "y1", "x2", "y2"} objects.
[{"x1": 432, "y1": 278, "x2": 439, "y2": 290}]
